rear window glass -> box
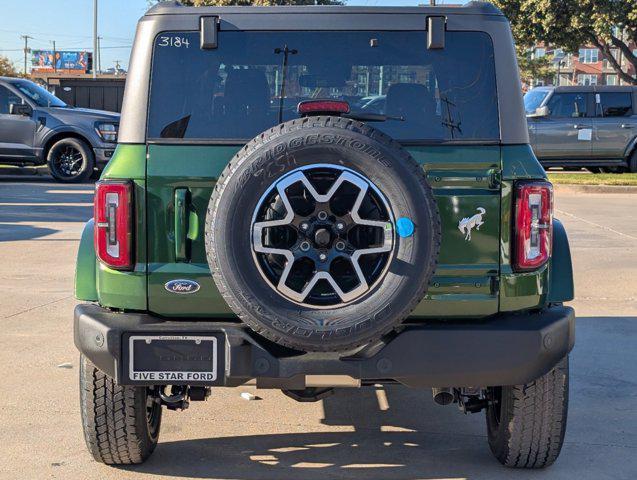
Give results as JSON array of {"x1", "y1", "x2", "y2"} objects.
[
  {"x1": 596, "y1": 92, "x2": 633, "y2": 117},
  {"x1": 148, "y1": 31, "x2": 499, "y2": 142}
]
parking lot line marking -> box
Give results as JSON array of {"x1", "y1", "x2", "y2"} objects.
[
  {"x1": 45, "y1": 190, "x2": 94, "y2": 194},
  {"x1": 375, "y1": 387, "x2": 390, "y2": 411},
  {"x1": 0, "y1": 202, "x2": 93, "y2": 207},
  {"x1": 556, "y1": 208, "x2": 637, "y2": 241}
]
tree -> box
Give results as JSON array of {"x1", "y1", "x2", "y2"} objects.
[
  {"x1": 0, "y1": 55, "x2": 19, "y2": 77},
  {"x1": 181, "y1": 0, "x2": 342, "y2": 5},
  {"x1": 492, "y1": 0, "x2": 637, "y2": 85},
  {"x1": 517, "y1": 53, "x2": 553, "y2": 86}
]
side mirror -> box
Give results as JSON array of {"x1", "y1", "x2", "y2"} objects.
[
  {"x1": 532, "y1": 106, "x2": 549, "y2": 118},
  {"x1": 9, "y1": 103, "x2": 32, "y2": 116}
]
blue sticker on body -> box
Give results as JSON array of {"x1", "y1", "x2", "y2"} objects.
[{"x1": 396, "y1": 217, "x2": 415, "y2": 238}]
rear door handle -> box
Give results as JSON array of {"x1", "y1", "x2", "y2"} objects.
[
  {"x1": 621, "y1": 124, "x2": 634, "y2": 129},
  {"x1": 573, "y1": 124, "x2": 586, "y2": 129},
  {"x1": 174, "y1": 188, "x2": 188, "y2": 262}
]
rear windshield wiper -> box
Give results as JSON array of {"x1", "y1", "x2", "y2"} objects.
[
  {"x1": 274, "y1": 45, "x2": 298, "y2": 124},
  {"x1": 343, "y1": 112, "x2": 404, "y2": 122}
]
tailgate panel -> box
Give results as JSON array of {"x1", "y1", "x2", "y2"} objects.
[{"x1": 146, "y1": 144, "x2": 501, "y2": 318}]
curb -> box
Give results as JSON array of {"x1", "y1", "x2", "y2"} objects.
[{"x1": 553, "y1": 184, "x2": 637, "y2": 194}]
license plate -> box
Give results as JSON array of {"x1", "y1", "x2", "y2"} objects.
[{"x1": 129, "y1": 335, "x2": 219, "y2": 383}]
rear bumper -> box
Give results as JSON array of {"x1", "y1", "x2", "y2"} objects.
[{"x1": 74, "y1": 303, "x2": 575, "y2": 388}]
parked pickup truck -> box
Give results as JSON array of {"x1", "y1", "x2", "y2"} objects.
[
  {"x1": 74, "y1": 1, "x2": 575, "y2": 470},
  {"x1": 0, "y1": 77, "x2": 119, "y2": 182},
  {"x1": 525, "y1": 85, "x2": 637, "y2": 172}
]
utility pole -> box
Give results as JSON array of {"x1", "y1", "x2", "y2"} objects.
[
  {"x1": 93, "y1": 0, "x2": 98, "y2": 79},
  {"x1": 21, "y1": 35, "x2": 33, "y2": 76},
  {"x1": 52, "y1": 40, "x2": 57, "y2": 72}
]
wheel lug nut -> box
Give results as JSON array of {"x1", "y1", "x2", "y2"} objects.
[
  {"x1": 335, "y1": 241, "x2": 346, "y2": 251},
  {"x1": 319, "y1": 253, "x2": 327, "y2": 262},
  {"x1": 300, "y1": 223, "x2": 309, "y2": 231},
  {"x1": 300, "y1": 241, "x2": 310, "y2": 252},
  {"x1": 317, "y1": 211, "x2": 328, "y2": 221}
]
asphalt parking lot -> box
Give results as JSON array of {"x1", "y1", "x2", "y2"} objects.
[{"x1": 0, "y1": 176, "x2": 636, "y2": 480}]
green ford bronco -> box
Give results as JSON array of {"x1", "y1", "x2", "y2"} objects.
[{"x1": 74, "y1": 1, "x2": 575, "y2": 469}]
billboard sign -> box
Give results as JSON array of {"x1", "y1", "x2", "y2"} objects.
[{"x1": 32, "y1": 50, "x2": 92, "y2": 72}]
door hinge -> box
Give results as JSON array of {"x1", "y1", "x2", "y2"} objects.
[{"x1": 200, "y1": 16, "x2": 219, "y2": 49}]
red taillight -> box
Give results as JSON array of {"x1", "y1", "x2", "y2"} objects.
[
  {"x1": 94, "y1": 180, "x2": 133, "y2": 270},
  {"x1": 514, "y1": 181, "x2": 553, "y2": 271},
  {"x1": 297, "y1": 99, "x2": 350, "y2": 115}
]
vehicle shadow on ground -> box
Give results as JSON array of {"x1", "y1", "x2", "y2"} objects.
[{"x1": 130, "y1": 386, "x2": 496, "y2": 480}]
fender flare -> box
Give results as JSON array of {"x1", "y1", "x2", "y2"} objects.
[
  {"x1": 75, "y1": 219, "x2": 98, "y2": 301},
  {"x1": 548, "y1": 219, "x2": 574, "y2": 303},
  {"x1": 40, "y1": 127, "x2": 96, "y2": 162},
  {"x1": 623, "y1": 134, "x2": 637, "y2": 160}
]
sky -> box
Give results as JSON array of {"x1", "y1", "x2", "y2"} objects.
[{"x1": 0, "y1": 0, "x2": 462, "y2": 74}]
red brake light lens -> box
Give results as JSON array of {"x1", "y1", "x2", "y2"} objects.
[
  {"x1": 297, "y1": 100, "x2": 351, "y2": 115},
  {"x1": 94, "y1": 181, "x2": 133, "y2": 270},
  {"x1": 514, "y1": 181, "x2": 553, "y2": 271}
]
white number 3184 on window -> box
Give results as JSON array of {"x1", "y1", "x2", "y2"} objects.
[{"x1": 158, "y1": 36, "x2": 190, "y2": 48}]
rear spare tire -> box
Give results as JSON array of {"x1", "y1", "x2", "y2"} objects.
[{"x1": 206, "y1": 116, "x2": 440, "y2": 352}]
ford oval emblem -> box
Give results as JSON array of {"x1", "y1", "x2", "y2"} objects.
[{"x1": 164, "y1": 279, "x2": 201, "y2": 295}]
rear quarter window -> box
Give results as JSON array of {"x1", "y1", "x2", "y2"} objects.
[
  {"x1": 147, "y1": 30, "x2": 499, "y2": 143},
  {"x1": 596, "y1": 92, "x2": 633, "y2": 117}
]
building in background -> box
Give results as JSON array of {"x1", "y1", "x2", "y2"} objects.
[{"x1": 529, "y1": 42, "x2": 637, "y2": 88}]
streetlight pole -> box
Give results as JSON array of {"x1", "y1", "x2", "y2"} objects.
[
  {"x1": 97, "y1": 36, "x2": 102, "y2": 74},
  {"x1": 93, "y1": 0, "x2": 98, "y2": 79}
]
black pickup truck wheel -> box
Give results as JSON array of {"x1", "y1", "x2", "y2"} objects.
[
  {"x1": 47, "y1": 137, "x2": 95, "y2": 183},
  {"x1": 206, "y1": 116, "x2": 440, "y2": 352},
  {"x1": 486, "y1": 355, "x2": 569, "y2": 468},
  {"x1": 79, "y1": 355, "x2": 162, "y2": 464}
]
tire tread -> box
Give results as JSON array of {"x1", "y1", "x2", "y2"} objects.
[
  {"x1": 79, "y1": 355, "x2": 159, "y2": 464},
  {"x1": 488, "y1": 356, "x2": 569, "y2": 468}
]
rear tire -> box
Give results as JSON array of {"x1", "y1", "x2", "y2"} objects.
[
  {"x1": 47, "y1": 137, "x2": 95, "y2": 183},
  {"x1": 628, "y1": 151, "x2": 637, "y2": 173},
  {"x1": 79, "y1": 355, "x2": 162, "y2": 465},
  {"x1": 486, "y1": 356, "x2": 569, "y2": 468}
]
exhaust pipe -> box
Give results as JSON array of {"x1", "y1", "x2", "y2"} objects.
[{"x1": 432, "y1": 387, "x2": 454, "y2": 406}]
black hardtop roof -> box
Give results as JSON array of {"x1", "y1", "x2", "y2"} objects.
[{"x1": 145, "y1": 1, "x2": 502, "y2": 17}]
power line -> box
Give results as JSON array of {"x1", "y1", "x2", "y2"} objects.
[{"x1": 0, "y1": 27, "x2": 131, "y2": 42}]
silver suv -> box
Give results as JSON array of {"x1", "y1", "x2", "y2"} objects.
[{"x1": 525, "y1": 85, "x2": 637, "y2": 172}]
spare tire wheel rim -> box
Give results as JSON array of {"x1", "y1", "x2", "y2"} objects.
[{"x1": 251, "y1": 164, "x2": 394, "y2": 308}]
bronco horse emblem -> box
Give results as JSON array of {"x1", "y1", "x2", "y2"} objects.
[{"x1": 458, "y1": 207, "x2": 486, "y2": 241}]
